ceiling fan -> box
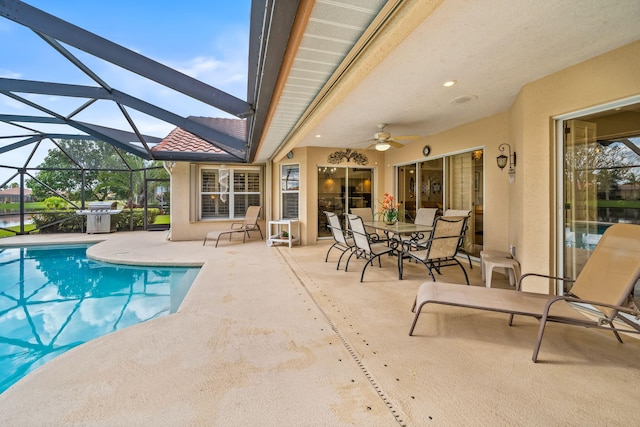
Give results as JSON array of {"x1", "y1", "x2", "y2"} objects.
[{"x1": 365, "y1": 123, "x2": 420, "y2": 151}]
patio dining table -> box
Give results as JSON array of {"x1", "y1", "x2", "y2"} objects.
[{"x1": 363, "y1": 221, "x2": 433, "y2": 251}]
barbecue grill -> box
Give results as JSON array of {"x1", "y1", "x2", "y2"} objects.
[{"x1": 76, "y1": 201, "x2": 122, "y2": 234}]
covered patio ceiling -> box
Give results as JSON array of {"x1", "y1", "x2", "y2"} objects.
[{"x1": 255, "y1": 0, "x2": 640, "y2": 162}]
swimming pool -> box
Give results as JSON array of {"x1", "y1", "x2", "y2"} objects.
[{"x1": 0, "y1": 244, "x2": 200, "y2": 394}]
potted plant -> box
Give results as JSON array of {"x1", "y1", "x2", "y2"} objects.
[{"x1": 376, "y1": 193, "x2": 399, "y2": 225}]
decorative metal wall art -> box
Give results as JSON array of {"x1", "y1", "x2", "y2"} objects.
[{"x1": 327, "y1": 149, "x2": 368, "y2": 165}]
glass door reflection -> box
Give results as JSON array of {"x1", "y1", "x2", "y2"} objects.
[{"x1": 317, "y1": 167, "x2": 373, "y2": 237}]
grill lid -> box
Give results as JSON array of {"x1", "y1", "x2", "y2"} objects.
[{"x1": 88, "y1": 201, "x2": 117, "y2": 210}]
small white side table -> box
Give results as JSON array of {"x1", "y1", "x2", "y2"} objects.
[
  {"x1": 266, "y1": 218, "x2": 300, "y2": 248},
  {"x1": 480, "y1": 250, "x2": 520, "y2": 288}
]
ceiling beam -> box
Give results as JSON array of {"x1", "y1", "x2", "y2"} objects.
[
  {"x1": 0, "y1": 114, "x2": 151, "y2": 158},
  {"x1": 0, "y1": 78, "x2": 247, "y2": 158}
]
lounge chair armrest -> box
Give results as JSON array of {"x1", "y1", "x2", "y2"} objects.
[
  {"x1": 544, "y1": 295, "x2": 640, "y2": 322},
  {"x1": 230, "y1": 222, "x2": 244, "y2": 229},
  {"x1": 516, "y1": 272, "x2": 575, "y2": 292}
]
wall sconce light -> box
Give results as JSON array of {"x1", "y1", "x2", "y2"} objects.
[{"x1": 497, "y1": 143, "x2": 516, "y2": 183}]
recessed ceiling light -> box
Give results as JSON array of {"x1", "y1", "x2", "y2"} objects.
[
  {"x1": 315, "y1": 134, "x2": 322, "y2": 138},
  {"x1": 450, "y1": 95, "x2": 478, "y2": 104},
  {"x1": 443, "y1": 80, "x2": 457, "y2": 87}
]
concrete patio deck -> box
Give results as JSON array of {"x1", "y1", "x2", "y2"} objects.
[{"x1": 0, "y1": 231, "x2": 639, "y2": 426}]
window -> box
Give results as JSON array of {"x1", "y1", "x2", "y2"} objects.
[
  {"x1": 200, "y1": 167, "x2": 261, "y2": 219},
  {"x1": 281, "y1": 164, "x2": 299, "y2": 219}
]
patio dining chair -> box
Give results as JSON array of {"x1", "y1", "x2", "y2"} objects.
[
  {"x1": 400, "y1": 207, "x2": 438, "y2": 246},
  {"x1": 345, "y1": 214, "x2": 395, "y2": 282},
  {"x1": 323, "y1": 211, "x2": 356, "y2": 270},
  {"x1": 350, "y1": 207, "x2": 387, "y2": 243},
  {"x1": 409, "y1": 223, "x2": 640, "y2": 362},
  {"x1": 203, "y1": 205, "x2": 263, "y2": 247},
  {"x1": 398, "y1": 215, "x2": 470, "y2": 285},
  {"x1": 443, "y1": 208, "x2": 473, "y2": 268}
]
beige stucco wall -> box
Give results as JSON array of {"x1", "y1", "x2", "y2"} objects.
[
  {"x1": 380, "y1": 41, "x2": 640, "y2": 293},
  {"x1": 168, "y1": 41, "x2": 640, "y2": 294},
  {"x1": 510, "y1": 40, "x2": 640, "y2": 292},
  {"x1": 384, "y1": 112, "x2": 510, "y2": 252},
  {"x1": 268, "y1": 148, "x2": 310, "y2": 244},
  {"x1": 168, "y1": 162, "x2": 266, "y2": 242},
  {"x1": 167, "y1": 162, "x2": 190, "y2": 240},
  {"x1": 278, "y1": 41, "x2": 640, "y2": 292},
  {"x1": 270, "y1": 146, "x2": 387, "y2": 244}
]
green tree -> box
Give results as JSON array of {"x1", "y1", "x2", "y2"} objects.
[
  {"x1": 97, "y1": 155, "x2": 168, "y2": 207},
  {"x1": 594, "y1": 144, "x2": 632, "y2": 200},
  {"x1": 27, "y1": 139, "x2": 112, "y2": 200},
  {"x1": 1, "y1": 181, "x2": 21, "y2": 190},
  {"x1": 626, "y1": 171, "x2": 640, "y2": 200},
  {"x1": 26, "y1": 139, "x2": 167, "y2": 204}
]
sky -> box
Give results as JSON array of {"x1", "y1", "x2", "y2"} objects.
[{"x1": 0, "y1": 0, "x2": 252, "y2": 185}]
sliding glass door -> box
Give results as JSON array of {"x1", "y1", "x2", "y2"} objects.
[
  {"x1": 397, "y1": 149, "x2": 484, "y2": 257},
  {"x1": 446, "y1": 150, "x2": 484, "y2": 258},
  {"x1": 318, "y1": 167, "x2": 373, "y2": 237},
  {"x1": 560, "y1": 102, "x2": 640, "y2": 292}
]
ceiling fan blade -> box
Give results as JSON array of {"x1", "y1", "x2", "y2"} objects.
[
  {"x1": 393, "y1": 135, "x2": 420, "y2": 140},
  {"x1": 387, "y1": 139, "x2": 404, "y2": 148}
]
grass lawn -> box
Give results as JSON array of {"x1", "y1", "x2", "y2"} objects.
[
  {"x1": 1, "y1": 201, "x2": 47, "y2": 210},
  {"x1": 0, "y1": 217, "x2": 169, "y2": 239},
  {"x1": 0, "y1": 224, "x2": 37, "y2": 238},
  {"x1": 154, "y1": 215, "x2": 170, "y2": 225}
]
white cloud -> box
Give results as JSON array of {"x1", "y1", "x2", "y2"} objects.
[
  {"x1": 176, "y1": 56, "x2": 224, "y2": 79},
  {"x1": 164, "y1": 54, "x2": 248, "y2": 98},
  {"x1": 0, "y1": 70, "x2": 22, "y2": 79}
]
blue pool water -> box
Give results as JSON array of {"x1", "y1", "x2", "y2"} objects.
[{"x1": 0, "y1": 244, "x2": 200, "y2": 394}]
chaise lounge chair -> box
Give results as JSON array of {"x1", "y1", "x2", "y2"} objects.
[
  {"x1": 203, "y1": 205, "x2": 263, "y2": 247},
  {"x1": 409, "y1": 223, "x2": 640, "y2": 362}
]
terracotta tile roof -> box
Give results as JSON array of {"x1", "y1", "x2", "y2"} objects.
[
  {"x1": 0, "y1": 187, "x2": 32, "y2": 196},
  {"x1": 152, "y1": 117, "x2": 246, "y2": 154}
]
